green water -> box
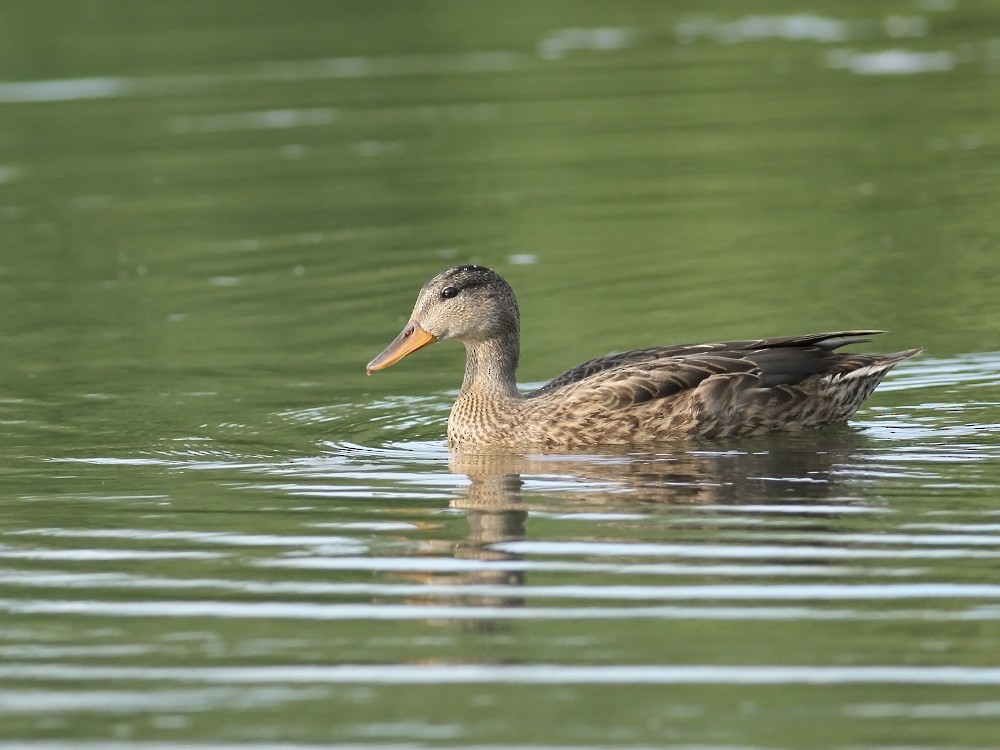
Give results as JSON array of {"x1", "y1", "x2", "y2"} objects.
[{"x1": 2, "y1": 1, "x2": 1000, "y2": 747}]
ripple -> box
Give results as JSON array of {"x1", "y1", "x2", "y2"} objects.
[
  {"x1": 827, "y1": 48, "x2": 955, "y2": 75},
  {"x1": 257, "y1": 556, "x2": 862, "y2": 577},
  {"x1": 4, "y1": 574, "x2": 994, "y2": 603},
  {"x1": 538, "y1": 27, "x2": 637, "y2": 60},
  {"x1": 844, "y1": 700, "x2": 1000, "y2": 718},
  {"x1": 495, "y1": 541, "x2": 1000, "y2": 560},
  {"x1": 283, "y1": 397, "x2": 448, "y2": 435},
  {"x1": 0, "y1": 52, "x2": 523, "y2": 104},
  {"x1": 0, "y1": 686, "x2": 325, "y2": 714},
  {"x1": 3, "y1": 597, "x2": 997, "y2": 624},
  {"x1": 168, "y1": 108, "x2": 341, "y2": 133},
  {"x1": 0, "y1": 546, "x2": 222, "y2": 561},
  {"x1": 876, "y1": 351, "x2": 1000, "y2": 391},
  {"x1": 3, "y1": 663, "x2": 1000, "y2": 686},
  {"x1": 7, "y1": 528, "x2": 367, "y2": 552},
  {"x1": 0, "y1": 77, "x2": 133, "y2": 103},
  {"x1": 0, "y1": 644, "x2": 150, "y2": 659},
  {"x1": 677, "y1": 14, "x2": 858, "y2": 44}
]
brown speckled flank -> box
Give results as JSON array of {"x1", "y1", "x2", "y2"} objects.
[{"x1": 367, "y1": 266, "x2": 922, "y2": 450}]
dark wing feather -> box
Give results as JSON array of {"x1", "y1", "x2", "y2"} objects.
[
  {"x1": 743, "y1": 347, "x2": 842, "y2": 387},
  {"x1": 730, "y1": 330, "x2": 884, "y2": 351}
]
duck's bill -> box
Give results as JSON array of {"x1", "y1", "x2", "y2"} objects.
[{"x1": 366, "y1": 321, "x2": 438, "y2": 374}]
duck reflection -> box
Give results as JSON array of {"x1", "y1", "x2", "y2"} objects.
[
  {"x1": 450, "y1": 425, "x2": 871, "y2": 509},
  {"x1": 435, "y1": 427, "x2": 873, "y2": 630}
]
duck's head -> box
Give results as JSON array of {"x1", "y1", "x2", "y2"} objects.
[{"x1": 366, "y1": 265, "x2": 519, "y2": 374}]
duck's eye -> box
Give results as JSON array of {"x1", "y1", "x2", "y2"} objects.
[{"x1": 441, "y1": 286, "x2": 459, "y2": 299}]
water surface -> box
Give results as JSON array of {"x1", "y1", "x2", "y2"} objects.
[{"x1": 2, "y1": 2, "x2": 999, "y2": 747}]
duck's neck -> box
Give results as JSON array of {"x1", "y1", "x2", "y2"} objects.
[{"x1": 460, "y1": 331, "x2": 522, "y2": 400}]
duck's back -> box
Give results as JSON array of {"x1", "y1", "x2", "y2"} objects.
[{"x1": 519, "y1": 330, "x2": 921, "y2": 444}]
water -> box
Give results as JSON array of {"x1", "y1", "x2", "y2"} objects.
[{"x1": 2, "y1": 2, "x2": 1000, "y2": 747}]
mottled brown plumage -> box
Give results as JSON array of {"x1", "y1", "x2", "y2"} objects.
[{"x1": 366, "y1": 265, "x2": 921, "y2": 450}]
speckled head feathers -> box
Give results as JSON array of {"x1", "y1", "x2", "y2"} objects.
[{"x1": 410, "y1": 265, "x2": 520, "y2": 343}]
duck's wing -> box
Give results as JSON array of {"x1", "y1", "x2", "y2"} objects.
[
  {"x1": 531, "y1": 330, "x2": 885, "y2": 396},
  {"x1": 579, "y1": 353, "x2": 761, "y2": 411}
]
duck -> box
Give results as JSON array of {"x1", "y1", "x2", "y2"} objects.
[{"x1": 366, "y1": 265, "x2": 921, "y2": 450}]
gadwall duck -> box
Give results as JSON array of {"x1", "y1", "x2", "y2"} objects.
[{"x1": 366, "y1": 265, "x2": 921, "y2": 449}]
